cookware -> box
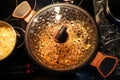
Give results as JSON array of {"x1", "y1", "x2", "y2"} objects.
[
  {"x1": 104, "y1": 0, "x2": 120, "y2": 25},
  {"x1": 0, "y1": 21, "x2": 24, "y2": 61},
  {"x1": 0, "y1": 20, "x2": 16, "y2": 61},
  {"x1": 12, "y1": 1, "x2": 118, "y2": 78}
]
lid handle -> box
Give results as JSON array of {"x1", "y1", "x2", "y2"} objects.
[{"x1": 53, "y1": 26, "x2": 68, "y2": 43}]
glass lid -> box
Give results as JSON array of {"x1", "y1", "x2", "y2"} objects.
[{"x1": 25, "y1": 3, "x2": 98, "y2": 71}]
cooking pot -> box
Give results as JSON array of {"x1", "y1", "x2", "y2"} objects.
[
  {"x1": 12, "y1": 1, "x2": 118, "y2": 78},
  {"x1": 104, "y1": 0, "x2": 120, "y2": 26},
  {"x1": 0, "y1": 20, "x2": 24, "y2": 61}
]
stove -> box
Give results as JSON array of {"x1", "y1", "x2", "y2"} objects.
[{"x1": 0, "y1": 0, "x2": 120, "y2": 80}]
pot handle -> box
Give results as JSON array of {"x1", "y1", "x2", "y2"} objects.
[
  {"x1": 12, "y1": 1, "x2": 36, "y2": 22},
  {"x1": 90, "y1": 52, "x2": 118, "y2": 78}
]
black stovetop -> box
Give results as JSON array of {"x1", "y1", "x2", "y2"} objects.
[{"x1": 0, "y1": 0, "x2": 120, "y2": 80}]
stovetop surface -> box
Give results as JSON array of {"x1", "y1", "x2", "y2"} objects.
[{"x1": 0, "y1": 0, "x2": 120, "y2": 80}]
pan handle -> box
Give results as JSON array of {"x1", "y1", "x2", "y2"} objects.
[
  {"x1": 12, "y1": 1, "x2": 36, "y2": 22},
  {"x1": 90, "y1": 52, "x2": 118, "y2": 78}
]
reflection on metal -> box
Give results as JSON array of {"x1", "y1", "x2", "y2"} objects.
[{"x1": 64, "y1": 0, "x2": 74, "y2": 3}]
